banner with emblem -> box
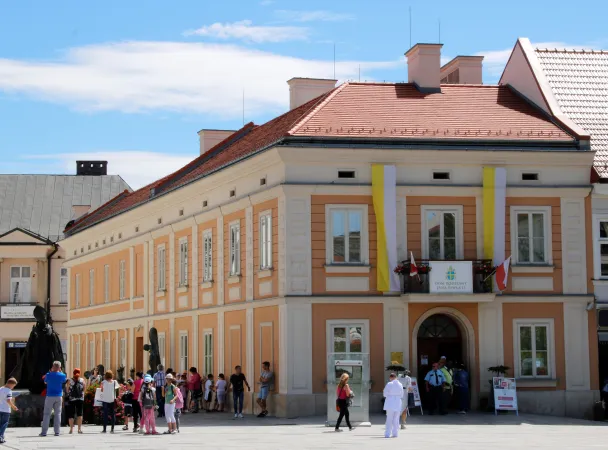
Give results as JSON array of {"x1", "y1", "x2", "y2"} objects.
[{"x1": 428, "y1": 261, "x2": 473, "y2": 293}]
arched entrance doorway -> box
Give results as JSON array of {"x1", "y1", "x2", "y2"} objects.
[{"x1": 412, "y1": 308, "x2": 477, "y2": 410}]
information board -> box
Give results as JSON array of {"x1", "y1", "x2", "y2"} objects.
[{"x1": 493, "y1": 377, "x2": 518, "y2": 415}]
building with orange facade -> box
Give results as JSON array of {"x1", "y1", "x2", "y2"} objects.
[{"x1": 60, "y1": 43, "x2": 599, "y2": 419}]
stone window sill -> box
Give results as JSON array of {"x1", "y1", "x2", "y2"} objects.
[
  {"x1": 200, "y1": 281, "x2": 214, "y2": 289},
  {"x1": 177, "y1": 285, "x2": 189, "y2": 293},
  {"x1": 324, "y1": 265, "x2": 371, "y2": 274},
  {"x1": 228, "y1": 275, "x2": 241, "y2": 285},
  {"x1": 515, "y1": 378, "x2": 558, "y2": 388},
  {"x1": 511, "y1": 265, "x2": 554, "y2": 274},
  {"x1": 258, "y1": 269, "x2": 273, "y2": 279},
  {"x1": 156, "y1": 290, "x2": 167, "y2": 298}
]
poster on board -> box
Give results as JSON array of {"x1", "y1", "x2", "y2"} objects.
[
  {"x1": 493, "y1": 377, "x2": 518, "y2": 415},
  {"x1": 398, "y1": 376, "x2": 422, "y2": 415}
]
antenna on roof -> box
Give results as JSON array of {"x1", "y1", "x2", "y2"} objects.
[
  {"x1": 409, "y1": 6, "x2": 412, "y2": 48},
  {"x1": 333, "y1": 42, "x2": 336, "y2": 79}
]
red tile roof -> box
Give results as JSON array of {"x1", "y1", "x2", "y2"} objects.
[{"x1": 65, "y1": 82, "x2": 577, "y2": 235}]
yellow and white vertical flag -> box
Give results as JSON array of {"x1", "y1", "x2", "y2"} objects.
[
  {"x1": 482, "y1": 167, "x2": 507, "y2": 267},
  {"x1": 372, "y1": 164, "x2": 399, "y2": 292}
]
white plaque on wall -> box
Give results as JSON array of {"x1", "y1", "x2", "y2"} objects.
[{"x1": 429, "y1": 261, "x2": 473, "y2": 293}]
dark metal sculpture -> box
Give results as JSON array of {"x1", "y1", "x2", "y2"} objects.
[
  {"x1": 143, "y1": 327, "x2": 161, "y2": 374},
  {"x1": 11, "y1": 305, "x2": 65, "y2": 394}
]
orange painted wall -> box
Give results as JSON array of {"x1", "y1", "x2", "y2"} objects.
[
  {"x1": 408, "y1": 303, "x2": 480, "y2": 391},
  {"x1": 407, "y1": 196, "x2": 477, "y2": 260},
  {"x1": 198, "y1": 219, "x2": 218, "y2": 307},
  {"x1": 311, "y1": 303, "x2": 384, "y2": 393},
  {"x1": 253, "y1": 306, "x2": 280, "y2": 392},
  {"x1": 70, "y1": 301, "x2": 130, "y2": 320},
  {"x1": 504, "y1": 198, "x2": 562, "y2": 294},
  {"x1": 311, "y1": 195, "x2": 378, "y2": 294},
  {"x1": 174, "y1": 228, "x2": 193, "y2": 311},
  {"x1": 224, "y1": 210, "x2": 246, "y2": 303},
  {"x1": 253, "y1": 199, "x2": 279, "y2": 299},
  {"x1": 198, "y1": 313, "x2": 218, "y2": 376},
  {"x1": 224, "y1": 310, "x2": 247, "y2": 375},
  {"x1": 502, "y1": 302, "x2": 565, "y2": 390}
]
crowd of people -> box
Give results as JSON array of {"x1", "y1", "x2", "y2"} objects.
[{"x1": 424, "y1": 356, "x2": 469, "y2": 415}]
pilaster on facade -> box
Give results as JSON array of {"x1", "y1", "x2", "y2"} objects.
[
  {"x1": 169, "y1": 231, "x2": 175, "y2": 312},
  {"x1": 129, "y1": 246, "x2": 135, "y2": 304},
  {"x1": 127, "y1": 327, "x2": 133, "y2": 372},
  {"x1": 278, "y1": 304, "x2": 287, "y2": 393},
  {"x1": 285, "y1": 302, "x2": 313, "y2": 394},
  {"x1": 143, "y1": 241, "x2": 149, "y2": 312},
  {"x1": 396, "y1": 197, "x2": 407, "y2": 262},
  {"x1": 147, "y1": 240, "x2": 155, "y2": 315},
  {"x1": 246, "y1": 308, "x2": 254, "y2": 377},
  {"x1": 563, "y1": 302, "x2": 591, "y2": 391},
  {"x1": 560, "y1": 198, "x2": 588, "y2": 294},
  {"x1": 217, "y1": 217, "x2": 225, "y2": 305},
  {"x1": 114, "y1": 329, "x2": 119, "y2": 371},
  {"x1": 283, "y1": 189, "x2": 312, "y2": 296},
  {"x1": 169, "y1": 317, "x2": 175, "y2": 369},
  {"x1": 191, "y1": 224, "x2": 199, "y2": 309},
  {"x1": 246, "y1": 206, "x2": 254, "y2": 301},
  {"x1": 475, "y1": 196, "x2": 484, "y2": 259},
  {"x1": 217, "y1": 310, "x2": 225, "y2": 374},
  {"x1": 383, "y1": 301, "x2": 408, "y2": 371},
  {"x1": 278, "y1": 195, "x2": 286, "y2": 298},
  {"x1": 478, "y1": 302, "x2": 503, "y2": 392},
  {"x1": 192, "y1": 315, "x2": 199, "y2": 369}
]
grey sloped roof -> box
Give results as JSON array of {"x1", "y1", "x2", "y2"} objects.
[
  {"x1": 0, "y1": 175, "x2": 131, "y2": 241},
  {"x1": 535, "y1": 48, "x2": 608, "y2": 176}
]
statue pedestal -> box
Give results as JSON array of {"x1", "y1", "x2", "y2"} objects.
[{"x1": 13, "y1": 391, "x2": 63, "y2": 428}]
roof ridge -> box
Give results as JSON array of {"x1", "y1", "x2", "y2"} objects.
[
  {"x1": 287, "y1": 82, "x2": 349, "y2": 135},
  {"x1": 535, "y1": 47, "x2": 608, "y2": 54},
  {"x1": 65, "y1": 189, "x2": 130, "y2": 234}
]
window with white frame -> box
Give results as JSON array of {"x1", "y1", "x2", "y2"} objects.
[
  {"x1": 89, "y1": 269, "x2": 95, "y2": 305},
  {"x1": 120, "y1": 338, "x2": 126, "y2": 368},
  {"x1": 75, "y1": 274, "x2": 81, "y2": 307},
  {"x1": 514, "y1": 319, "x2": 554, "y2": 378},
  {"x1": 179, "y1": 332, "x2": 188, "y2": 373},
  {"x1": 179, "y1": 238, "x2": 189, "y2": 286},
  {"x1": 511, "y1": 207, "x2": 550, "y2": 264},
  {"x1": 104, "y1": 339, "x2": 110, "y2": 371},
  {"x1": 421, "y1": 206, "x2": 463, "y2": 260},
  {"x1": 89, "y1": 340, "x2": 95, "y2": 370},
  {"x1": 203, "y1": 331, "x2": 213, "y2": 376},
  {"x1": 60, "y1": 268, "x2": 68, "y2": 304},
  {"x1": 10, "y1": 266, "x2": 31, "y2": 303},
  {"x1": 157, "y1": 246, "x2": 166, "y2": 290},
  {"x1": 158, "y1": 333, "x2": 166, "y2": 366},
  {"x1": 595, "y1": 218, "x2": 608, "y2": 278},
  {"x1": 104, "y1": 265, "x2": 110, "y2": 302},
  {"x1": 119, "y1": 260, "x2": 126, "y2": 299},
  {"x1": 260, "y1": 212, "x2": 273, "y2": 269},
  {"x1": 203, "y1": 230, "x2": 213, "y2": 282},
  {"x1": 229, "y1": 222, "x2": 241, "y2": 275},
  {"x1": 327, "y1": 205, "x2": 368, "y2": 264}
]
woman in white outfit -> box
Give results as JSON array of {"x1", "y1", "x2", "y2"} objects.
[
  {"x1": 400, "y1": 370, "x2": 412, "y2": 429},
  {"x1": 383, "y1": 373, "x2": 403, "y2": 439}
]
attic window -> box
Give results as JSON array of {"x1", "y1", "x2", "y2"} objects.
[
  {"x1": 103, "y1": 239, "x2": 106, "y2": 245},
  {"x1": 80, "y1": 247, "x2": 84, "y2": 254},
  {"x1": 158, "y1": 218, "x2": 162, "y2": 225},
  {"x1": 110, "y1": 236, "x2": 114, "y2": 243},
  {"x1": 338, "y1": 170, "x2": 356, "y2": 179},
  {"x1": 88, "y1": 244, "x2": 91, "y2": 250},
  {"x1": 260, "y1": 177, "x2": 267, "y2": 186},
  {"x1": 118, "y1": 233, "x2": 122, "y2": 239},
  {"x1": 179, "y1": 208, "x2": 184, "y2": 216},
  {"x1": 74, "y1": 250, "x2": 77, "y2": 256},
  {"x1": 95, "y1": 242, "x2": 99, "y2": 248},
  {"x1": 433, "y1": 171, "x2": 451, "y2": 180},
  {"x1": 202, "y1": 200, "x2": 208, "y2": 208},
  {"x1": 135, "y1": 226, "x2": 139, "y2": 233},
  {"x1": 230, "y1": 189, "x2": 236, "y2": 198},
  {"x1": 522, "y1": 172, "x2": 539, "y2": 181}
]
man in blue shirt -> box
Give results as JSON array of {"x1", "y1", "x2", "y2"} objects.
[
  {"x1": 40, "y1": 361, "x2": 67, "y2": 437},
  {"x1": 424, "y1": 362, "x2": 446, "y2": 415},
  {"x1": 153, "y1": 365, "x2": 166, "y2": 418}
]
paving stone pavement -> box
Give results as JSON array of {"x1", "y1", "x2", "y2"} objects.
[{"x1": 2, "y1": 412, "x2": 607, "y2": 450}]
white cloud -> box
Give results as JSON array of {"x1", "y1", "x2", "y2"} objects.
[
  {"x1": 0, "y1": 41, "x2": 397, "y2": 117},
  {"x1": 274, "y1": 10, "x2": 355, "y2": 22},
  {"x1": 183, "y1": 20, "x2": 308, "y2": 43},
  {"x1": 26, "y1": 151, "x2": 194, "y2": 190}
]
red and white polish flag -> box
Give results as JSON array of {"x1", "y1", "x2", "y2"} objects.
[
  {"x1": 409, "y1": 252, "x2": 418, "y2": 278},
  {"x1": 495, "y1": 256, "x2": 511, "y2": 291}
]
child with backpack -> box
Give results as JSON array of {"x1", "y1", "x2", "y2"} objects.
[
  {"x1": 64, "y1": 369, "x2": 85, "y2": 435},
  {"x1": 173, "y1": 378, "x2": 184, "y2": 433},
  {"x1": 121, "y1": 379, "x2": 134, "y2": 431},
  {"x1": 138, "y1": 375, "x2": 158, "y2": 435}
]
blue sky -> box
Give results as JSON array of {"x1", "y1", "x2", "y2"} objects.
[{"x1": 1, "y1": 0, "x2": 607, "y2": 189}]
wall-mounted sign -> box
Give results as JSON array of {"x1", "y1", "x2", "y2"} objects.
[
  {"x1": 429, "y1": 261, "x2": 473, "y2": 293},
  {"x1": 0, "y1": 305, "x2": 36, "y2": 320},
  {"x1": 390, "y1": 352, "x2": 404, "y2": 365},
  {"x1": 6, "y1": 341, "x2": 27, "y2": 348}
]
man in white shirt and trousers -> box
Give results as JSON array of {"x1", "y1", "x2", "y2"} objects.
[{"x1": 383, "y1": 373, "x2": 404, "y2": 438}]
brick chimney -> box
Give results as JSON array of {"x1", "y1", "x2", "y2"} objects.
[
  {"x1": 405, "y1": 43, "x2": 443, "y2": 92},
  {"x1": 287, "y1": 77, "x2": 337, "y2": 110},
  {"x1": 76, "y1": 161, "x2": 107, "y2": 176},
  {"x1": 197, "y1": 129, "x2": 236, "y2": 155},
  {"x1": 440, "y1": 56, "x2": 484, "y2": 84}
]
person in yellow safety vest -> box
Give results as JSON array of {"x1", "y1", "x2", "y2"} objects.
[{"x1": 438, "y1": 357, "x2": 453, "y2": 414}]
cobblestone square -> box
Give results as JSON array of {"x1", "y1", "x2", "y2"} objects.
[{"x1": 2, "y1": 412, "x2": 607, "y2": 450}]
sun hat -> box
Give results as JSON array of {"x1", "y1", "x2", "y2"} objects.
[
  {"x1": 166, "y1": 373, "x2": 174, "y2": 380},
  {"x1": 144, "y1": 375, "x2": 152, "y2": 383}
]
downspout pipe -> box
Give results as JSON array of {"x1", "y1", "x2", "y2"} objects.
[{"x1": 46, "y1": 243, "x2": 59, "y2": 324}]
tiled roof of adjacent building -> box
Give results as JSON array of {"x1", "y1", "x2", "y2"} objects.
[
  {"x1": 535, "y1": 48, "x2": 608, "y2": 176},
  {"x1": 0, "y1": 174, "x2": 131, "y2": 241},
  {"x1": 65, "y1": 82, "x2": 578, "y2": 235}
]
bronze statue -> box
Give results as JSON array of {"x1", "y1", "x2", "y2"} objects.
[
  {"x1": 11, "y1": 305, "x2": 65, "y2": 394},
  {"x1": 143, "y1": 327, "x2": 161, "y2": 374}
]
